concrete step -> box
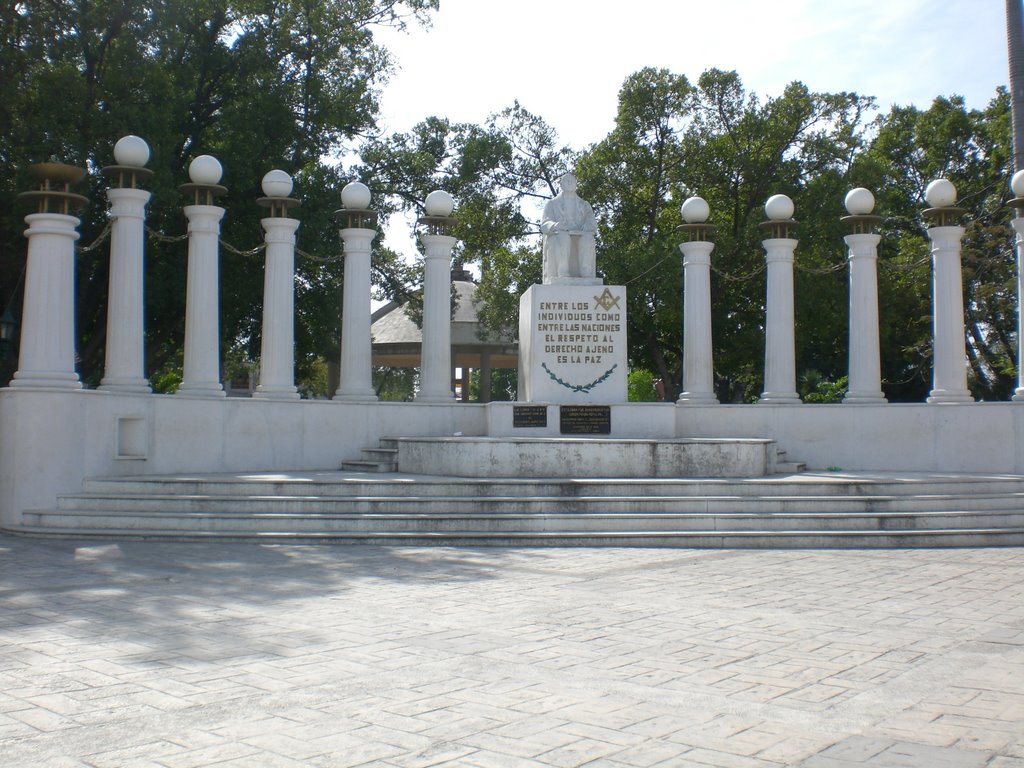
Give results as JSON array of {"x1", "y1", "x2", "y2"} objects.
[
  {"x1": 11, "y1": 523, "x2": 1024, "y2": 548},
  {"x1": 340, "y1": 440, "x2": 399, "y2": 473},
  {"x1": 54, "y1": 491, "x2": 1024, "y2": 515},
  {"x1": 24, "y1": 508, "x2": 1024, "y2": 534},
  {"x1": 77, "y1": 473, "x2": 1024, "y2": 499},
  {"x1": 14, "y1": 469, "x2": 1024, "y2": 548}
]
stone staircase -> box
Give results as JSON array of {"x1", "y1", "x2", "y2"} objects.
[
  {"x1": 341, "y1": 438, "x2": 399, "y2": 473},
  {"x1": 11, "y1": 470, "x2": 1024, "y2": 547}
]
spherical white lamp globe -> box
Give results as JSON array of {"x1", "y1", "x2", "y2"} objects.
[
  {"x1": 765, "y1": 194, "x2": 794, "y2": 221},
  {"x1": 844, "y1": 187, "x2": 875, "y2": 216},
  {"x1": 1012, "y1": 170, "x2": 1024, "y2": 199},
  {"x1": 340, "y1": 181, "x2": 371, "y2": 210},
  {"x1": 681, "y1": 196, "x2": 710, "y2": 224},
  {"x1": 261, "y1": 169, "x2": 293, "y2": 198},
  {"x1": 113, "y1": 135, "x2": 150, "y2": 167},
  {"x1": 189, "y1": 155, "x2": 223, "y2": 185},
  {"x1": 425, "y1": 190, "x2": 455, "y2": 217},
  {"x1": 925, "y1": 178, "x2": 957, "y2": 208}
]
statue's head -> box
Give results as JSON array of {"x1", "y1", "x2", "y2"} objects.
[{"x1": 560, "y1": 173, "x2": 578, "y2": 194}]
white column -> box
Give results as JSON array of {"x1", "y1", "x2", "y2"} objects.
[
  {"x1": 335, "y1": 226, "x2": 378, "y2": 400},
  {"x1": 178, "y1": 204, "x2": 226, "y2": 397},
  {"x1": 99, "y1": 187, "x2": 151, "y2": 392},
  {"x1": 926, "y1": 225, "x2": 972, "y2": 403},
  {"x1": 843, "y1": 232, "x2": 886, "y2": 403},
  {"x1": 760, "y1": 238, "x2": 800, "y2": 404},
  {"x1": 10, "y1": 213, "x2": 83, "y2": 389},
  {"x1": 416, "y1": 233, "x2": 457, "y2": 402},
  {"x1": 254, "y1": 216, "x2": 300, "y2": 399},
  {"x1": 677, "y1": 240, "x2": 718, "y2": 404},
  {"x1": 1012, "y1": 217, "x2": 1024, "y2": 401}
]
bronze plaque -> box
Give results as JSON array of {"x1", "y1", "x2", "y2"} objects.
[
  {"x1": 559, "y1": 405, "x2": 611, "y2": 434},
  {"x1": 513, "y1": 405, "x2": 548, "y2": 428}
]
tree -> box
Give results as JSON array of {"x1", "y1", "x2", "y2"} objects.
[{"x1": 0, "y1": 0, "x2": 437, "y2": 390}]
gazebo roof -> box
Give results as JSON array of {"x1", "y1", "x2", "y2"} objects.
[{"x1": 369, "y1": 274, "x2": 518, "y2": 369}]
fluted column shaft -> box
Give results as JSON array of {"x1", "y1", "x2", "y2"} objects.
[
  {"x1": 99, "y1": 187, "x2": 151, "y2": 392},
  {"x1": 1013, "y1": 218, "x2": 1024, "y2": 401},
  {"x1": 416, "y1": 234, "x2": 457, "y2": 402},
  {"x1": 178, "y1": 204, "x2": 225, "y2": 397},
  {"x1": 10, "y1": 213, "x2": 83, "y2": 389},
  {"x1": 926, "y1": 225, "x2": 972, "y2": 403},
  {"x1": 843, "y1": 233, "x2": 886, "y2": 403},
  {"x1": 335, "y1": 227, "x2": 377, "y2": 400},
  {"x1": 677, "y1": 240, "x2": 718, "y2": 404},
  {"x1": 254, "y1": 217, "x2": 300, "y2": 399},
  {"x1": 760, "y1": 238, "x2": 800, "y2": 404}
]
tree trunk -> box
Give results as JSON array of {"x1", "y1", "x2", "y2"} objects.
[{"x1": 1007, "y1": 0, "x2": 1024, "y2": 170}]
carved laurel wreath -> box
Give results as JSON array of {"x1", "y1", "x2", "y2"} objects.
[{"x1": 541, "y1": 362, "x2": 618, "y2": 393}]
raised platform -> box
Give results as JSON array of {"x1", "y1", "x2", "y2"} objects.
[
  {"x1": 9, "y1": 469, "x2": 1024, "y2": 548},
  {"x1": 392, "y1": 437, "x2": 779, "y2": 478}
]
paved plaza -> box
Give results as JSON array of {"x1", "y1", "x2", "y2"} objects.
[{"x1": 1, "y1": 537, "x2": 1023, "y2": 767}]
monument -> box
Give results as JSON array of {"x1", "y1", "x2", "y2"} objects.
[{"x1": 519, "y1": 173, "x2": 627, "y2": 404}]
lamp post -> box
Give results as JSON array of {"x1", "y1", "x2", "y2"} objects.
[
  {"x1": 253, "y1": 169, "x2": 301, "y2": 399},
  {"x1": 841, "y1": 187, "x2": 886, "y2": 404},
  {"x1": 10, "y1": 162, "x2": 88, "y2": 389},
  {"x1": 923, "y1": 178, "x2": 973, "y2": 404},
  {"x1": 1008, "y1": 170, "x2": 1024, "y2": 402},
  {"x1": 416, "y1": 191, "x2": 458, "y2": 403},
  {"x1": 759, "y1": 194, "x2": 801, "y2": 404},
  {"x1": 335, "y1": 181, "x2": 378, "y2": 401},
  {"x1": 178, "y1": 155, "x2": 227, "y2": 397},
  {"x1": 99, "y1": 135, "x2": 153, "y2": 393},
  {"x1": 676, "y1": 195, "x2": 719, "y2": 405}
]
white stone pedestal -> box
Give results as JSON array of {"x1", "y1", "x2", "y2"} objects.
[
  {"x1": 335, "y1": 227, "x2": 377, "y2": 401},
  {"x1": 99, "y1": 187, "x2": 151, "y2": 393},
  {"x1": 178, "y1": 204, "x2": 226, "y2": 397},
  {"x1": 843, "y1": 232, "x2": 886, "y2": 404},
  {"x1": 519, "y1": 283, "x2": 627, "y2": 403},
  {"x1": 760, "y1": 238, "x2": 800, "y2": 404},
  {"x1": 926, "y1": 225, "x2": 972, "y2": 404},
  {"x1": 10, "y1": 213, "x2": 83, "y2": 389},
  {"x1": 415, "y1": 233, "x2": 457, "y2": 403},
  {"x1": 254, "y1": 216, "x2": 300, "y2": 400},
  {"x1": 678, "y1": 240, "x2": 718, "y2": 404}
]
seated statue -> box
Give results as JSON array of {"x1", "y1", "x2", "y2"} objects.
[{"x1": 541, "y1": 173, "x2": 598, "y2": 283}]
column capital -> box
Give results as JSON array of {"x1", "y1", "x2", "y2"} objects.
[{"x1": 679, "y1": 239, "x2": 714, "y2": 266}]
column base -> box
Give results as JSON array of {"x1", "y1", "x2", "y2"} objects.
[
  {"x1": 926, "y1": 389, "x2": 973, "y2": 404},
  {"x1": 176, "y1": 383, "x2": 225, "y2": 398},
  {"x1": 1012, "y1": 388, "x2": 1024, "y2": 402},
  {"x1": 415, "y1": 393, "x2": 456, "y2": 404},
  {"x1": 253, "y1": 386, "x2": 300, "y2": 400},
  {"x1": 333, "y1": 390, "x2": 378, "y2": 402},
  {"x1": 842, "y1": 392, "x2": 887, "y2": 404},
  {"x1": 9, "y1": 371, "x2": 82, "y2": 390},
  {"x1": 676, "y1": 393, "x2": 719, "y2": 405},
  {"x1": 758, "y1": 392, "x2": 800, "y2": 404},
  {"x1": 98, "y1": 377, "x2": 152, "y2": 394}
]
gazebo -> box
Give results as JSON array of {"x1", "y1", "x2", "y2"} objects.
[{"x1": 369, "y1": 269, "x2": 518, "y2": 402}]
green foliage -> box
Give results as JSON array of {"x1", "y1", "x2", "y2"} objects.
[
  {"x1": 467, "y1": 368, "x2": 517, "y2": 402},
  {"x1": 800, "y1": 372, "x2": 848, "y2": 403},
  {"x1": 627, "y1": 368, "x2": 659, "y2": 402}
]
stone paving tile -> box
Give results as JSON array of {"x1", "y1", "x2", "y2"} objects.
[{"x1": 2, "y1": 537, "x2": 1024, "y2": 767}]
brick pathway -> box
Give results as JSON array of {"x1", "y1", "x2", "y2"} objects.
[{"x1": 1, "y1": 536, "x2": 1023, "y2": 767}]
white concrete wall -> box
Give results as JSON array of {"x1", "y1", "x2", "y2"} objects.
[
  {"x1": 3, "y1": 388, "x2": 1024, "y2": 531},
  {"x1": 0, "y1": 389, "x2": 485, "y2": 529},
  {"x1": 675, "y1": 403, "x2": 1024, "y2": 473}
]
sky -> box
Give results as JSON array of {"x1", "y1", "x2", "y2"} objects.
[{"x1": 372, "y1": 0, "x2": 1009, "y2": 256}]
